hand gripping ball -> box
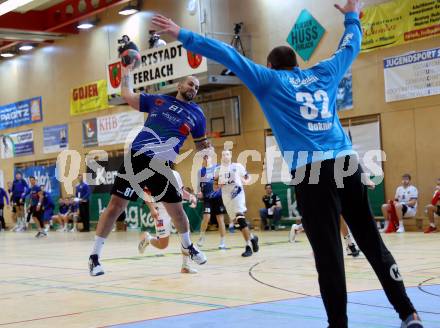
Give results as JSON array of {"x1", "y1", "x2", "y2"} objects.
[{"x1": 120, "y1": 49, "x2": 141, "y2": 69}]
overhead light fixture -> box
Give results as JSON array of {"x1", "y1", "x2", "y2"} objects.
[
  {"x1": 77, "y1": 18, "x2": 99, "y2": 30},
  {"x1": 118, "y1": 4, "x2": 139, "y2": 16},
  {"x1": 1, "y1": 52, "x2": 15, "y2": 58},
  {"x1": 0, "y1": 0, "x2": 34, "y2": 17},
  {"x1": 77, "y1": 22, "x2": 94, "y2": 29},
  {"x1": 19, "y1": 44, "x2": 34, "y2": 51}
]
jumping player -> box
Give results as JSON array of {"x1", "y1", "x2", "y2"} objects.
[{"x1": 88, "y1": 66, "x2": 210, "y2": 276}]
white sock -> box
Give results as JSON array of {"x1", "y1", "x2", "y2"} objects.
[
  {"x1": 399, "y1": 220, "x2": 404, "y2": 227},
  {"x1": 200, "y1": 231, "x2": 205, "y2": 238},
  {"x1": 343, "y1": 233, "x2": 354, "y2": 247},
  {"x1": 247, "y1": 239, "x2": 252, "y2": 247},
  {"x1": 220, "y1": 237, "x2": 225, "y2": 245},
  {"x1": 91, "y1": 236, "x2": 106, "y2": 257},
  {"x1": 430, "y1": 222, "x2": 436, "y2": 228},
  {"x1": 250, "y1": 233, "x2": 254, "y2": 240},
  {"x1": 182, "y1": 255, "x2": 189, "y2": 266},
  {"x1": 229, "y1": 223, "x2": 234, "y2": 228},
  {"x1": 180, "y1": 232, "x2": 191, "y2": 248}
]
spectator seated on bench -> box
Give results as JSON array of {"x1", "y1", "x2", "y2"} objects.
[
  {"x1": 259, "y1": 184, "x2": 283, "y2": 230},
  {"x1": 424, "y1": 177, "x2": 440, "y2": 233},
  {"x1": 381, "y1": 173, "x2": 418, "y2": 233}
]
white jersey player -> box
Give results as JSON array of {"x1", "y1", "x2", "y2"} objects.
[
  {"x1": 215, "y1": 150, "x2": 259, "y2": 257},
  {"x1": 138, "y1": 170, "x2": 198, "y2": 274}
]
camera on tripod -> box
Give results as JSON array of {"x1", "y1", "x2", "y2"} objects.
[
  {"x1": 117, "y1": 35, "x2": 139, "y2": 54},
  {"x1": 233, "y1": 22, "x2": 243, "y2": 35},
  {"x1": 221, "y1": 22, "x2": 246, "y2": 76}
]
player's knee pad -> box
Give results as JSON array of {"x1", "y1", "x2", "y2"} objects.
[{"x1": 235, "y1": 215, "x2": 247, "y2": 230}]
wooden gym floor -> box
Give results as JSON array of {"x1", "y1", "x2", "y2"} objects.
[{"x1": 0, "y1": 230, "x2": 439, "y2": 327}]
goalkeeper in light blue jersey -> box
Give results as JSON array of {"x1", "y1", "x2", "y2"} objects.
[{"x1": 153, "y1": 1, "x2": 422, "y2": 327}]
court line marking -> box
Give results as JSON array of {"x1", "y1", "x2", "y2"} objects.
[
  {"x1": 0, "y1": 279, "x2": 226, "y2": 309},
  {"x1": 248, "y1": 261, "x2": 440, "y2": 315},
  {"x1": 0, "y1": 312, "x2": 82, "y2": 326}
]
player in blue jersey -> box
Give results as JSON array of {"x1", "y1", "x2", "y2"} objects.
[
  {"x1": 89, "y1": 68, "x2": 210, "y2": 276},
  {"x1": 23, "y1": 176, "x2": 46, "y2": 237},
  {"x1": 10, "y1": 172, "x2": 28, "y2": 232},
  {"x1": 39, "y1": 185, "x2": 55, "y2": 235},
  {"x1": 152, "y1": 1, "x2": 422, "y2": 327},
  {"x1": 196, "y1": 154, "x2": 227, "y2": 249}
]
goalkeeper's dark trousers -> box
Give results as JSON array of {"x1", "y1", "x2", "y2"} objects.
[{"x1": 293, "y1": 155, "x2": 416, "y2": 328}]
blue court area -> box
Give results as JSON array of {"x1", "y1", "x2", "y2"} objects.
[{"x1": 111, "y1": 285, "x2": 440, "y2": 328}]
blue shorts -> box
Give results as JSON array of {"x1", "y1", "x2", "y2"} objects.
[{"x1": 43, "y1": 209, "x2": 54, "y2": 221}]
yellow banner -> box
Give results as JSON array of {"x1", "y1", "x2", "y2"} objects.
[
  {"x1": 70, "y1": 80, "x2": 108, "y2": 116},
  {"x1": 361, "y1": 0, "x2": 440, "y2": 52}
]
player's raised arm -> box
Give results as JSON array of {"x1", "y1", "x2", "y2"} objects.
[
  {"x1": 121, "y1": 65, "x2": 140, "y2": 110},
  {"x1": 314, "y1": 0, "x2": 362, "y2": 82},
  {"x1": 152, "y1": 14, "x2": 274, "y2": 93}
]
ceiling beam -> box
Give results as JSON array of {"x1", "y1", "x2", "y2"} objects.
[{"x1": 0, "y1": 0, "x2": 130, "y2": 52}]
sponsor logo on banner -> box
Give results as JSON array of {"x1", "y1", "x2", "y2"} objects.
[
  {"x1": 0, "y1": 97, "x2": 42, "y2": 130},
  {"x1": 108, "y1": 62, "x2": 122, "y2": 89},
  {"x1": 383, "y1": 47, "x2": 440, "y2": 102},
  {"x1": 70, "y1": 80, "x2": 109, "y2": 116},
  {"x1": 106, "y1": 41, "x2": 208, "y2": 97},
  {"x1": 0, "y1": 130, "x2": 34, "y2": 158},
  {"x1": 82, "y1": 112, "x2": 144, "y2": 147},
  {"x1": 43, "y1": 124, "x2": 68, "y2": 154},
  {"x1": 86, "y1": 156, "x2": 123, "y2": 193},
  {"x1": 82, "y1": 118, "x2": 98, "y2": 147},
  {"x1": 187, "y1": 51, "x2": 203, "y2": 69},
  {"x1": 286, "y1": 9, "x2": 326, "y2": 62},
  {"x1": 361, "y1": 0, "x2": 440, "y2": 52}
]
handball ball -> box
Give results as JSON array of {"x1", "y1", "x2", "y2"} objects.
[{"x1": 120, "y1": 49, "x2": 141, "y2": 69}]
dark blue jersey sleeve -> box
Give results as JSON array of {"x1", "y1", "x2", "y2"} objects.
[
  {"x1": 139, "y1": 93, "x2": 157, "y2": 113},
  {"x1": 191, "y1": 108, "x2": 207, "y2": 141}
]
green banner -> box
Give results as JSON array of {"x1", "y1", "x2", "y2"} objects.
[{"x1": 90, "y1": 193, "x2": 203, "y2": 232}]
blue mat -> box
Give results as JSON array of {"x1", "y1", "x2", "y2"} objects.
[{"x1": 111, "y1": 285, "x2": 440, "y2": 328}]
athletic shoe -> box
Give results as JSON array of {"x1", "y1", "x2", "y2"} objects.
[
  {"x1": 35, "y1": 231, "x2": 47, "y2": 238},
  {"x1": 69, "y1": 227, "x2": 77, "y2": 233},
  {"x1": 401, "y1": 313, "x2": 423, "y2": 327},
  {"x1": 228, "y1": 226, "x2": 235, "y2": 233},
  {"x1": 138, "y1": 232, "x2": 151, "y2": 254},
  {"x1": 89, "y1": 254, "x2": 104, "y2": 276},
  {"x1": 241, "y1": 245, "x2": 252, "y2": 257},
  {"x1": 197, "y1": 236, "x2": 205, "y2": 247},
  {"x1": 396, "y1": 225, "x2": 405, "y2": 233},
  {"x1": 181, "y1": 265, "x2": 198, "y2": 274},
  {"x1": 218, "y1": 243, "x2": 227, "y2": 250},
  {"x1": 289, "y1": 224, "x2": 298, "y2": 243},
  {"x1": 424, "y1": 226, "x2": 437, "y2": 233},
  {"x1": 10, "y1": 224, "x2": 19, "y2": 232},
  {"x1": 250, "y1": 235, "x2": 259, "y2": 252},
  {"x1": 347, "y1": 244, "x2": 360, "y2": 257},
  {"x1": 185, "y1": 243, "x2": 207, "y2": 265}
]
